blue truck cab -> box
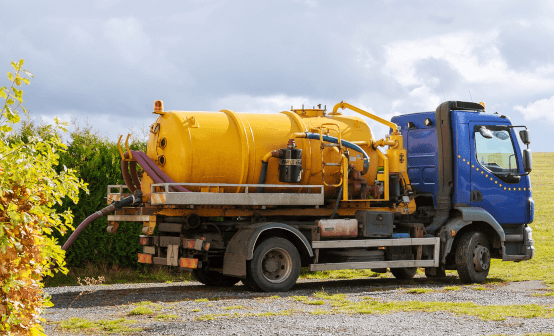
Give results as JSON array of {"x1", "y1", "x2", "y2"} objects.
[{"x1": 392, "y1": 101, "x2": 534, "y2": 280}]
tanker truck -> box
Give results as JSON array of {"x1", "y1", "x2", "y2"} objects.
[{"x1": 64, "y1": 100, "x2": 535, "y2": 292}]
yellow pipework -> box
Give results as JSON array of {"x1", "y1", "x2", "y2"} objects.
[
  {"x1": 373, "y1": 138, "x2": 400, "y2": 149},
  {"x1": 342, "y1": 154, "x2": 349, "y2": 201},
  {"x1": 262, "y1": 151, "x2": 276, "y2": 163},
  {"x1": 376, "y1": 150, "x2": 390, "y2": 201},
  {"x1": 117, "y1": 134, "x2": 134, "y2": 161},
  {"x1": 332, "y1": 101, "x2": 399, "y2": 135},
  {"x1": 319, "y1": 123, "x2": 342, "y2": 146},
  {"x1": 289, "y1": 132, "x2": 307, "y2": 140}
]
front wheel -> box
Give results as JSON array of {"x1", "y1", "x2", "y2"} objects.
[
  {"x1": 455, "y1": 231, "x2": 491, "y2": 283},
  {"x1": 247, "y1": 237, "x2": 301, "y2": 292}
]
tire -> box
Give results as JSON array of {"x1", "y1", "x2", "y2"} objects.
[
  {"x1": 455, "y1": 231, "x2": 491, "y2": 283},
  {"x1": 246, "y1": 237, "x2": 301, "y2": 292},
  {"x1": 192, "y1": 268, "x2": 241, "y2": 287},
  {"x1": 390, "y1": 267, "x2": 418, "y2": 280},
  {"x1": 241, "y1": 275, "x2": 261, "y2": 291},
  {"x1": 424, "y1": 267, "x2": 446, "y2": 279}
]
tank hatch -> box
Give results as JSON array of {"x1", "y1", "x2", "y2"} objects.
[{"x1": 291, "y1": 104, "x2": 326, "y2": 117}]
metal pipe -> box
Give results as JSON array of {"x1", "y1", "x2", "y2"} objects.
[
  {"x1": 332, "y1": 101, "x2": 399, "y2": 134},
  {"x1": 289, "y1": 132, "x2": 307, "y2": 140},
  {"x1": 376, "y1": 150, "x2": 390, "y2": 201},
  {"x1": 373, "y1": 138, "x2": 399, "y2": 148},
  {"x1": 258, "y1": 151, "x2": 280, "y2": 193},
  {"x1": 257, "y1": 161, "x2": 269, "y2": 193}
]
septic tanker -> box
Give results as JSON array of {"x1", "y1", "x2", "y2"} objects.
[{"x1": 64, "y1": 100, "x2": 535, "y2": 292}]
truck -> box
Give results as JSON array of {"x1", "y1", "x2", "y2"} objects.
[{"x1": 71, "y1": 100, "x2": 534, "y2": 292}]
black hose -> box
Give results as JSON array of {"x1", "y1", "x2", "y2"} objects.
[
  {"x1": 330, "y1": 185, "x2": 344, "y2": 219},
  {"x1": 257, "y1": 161, "x2": 269, "y2": 193}
]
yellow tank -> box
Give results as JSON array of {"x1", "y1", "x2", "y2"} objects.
[{"x1": 144, "y1": 104, "x2": 379, "y2": 198}]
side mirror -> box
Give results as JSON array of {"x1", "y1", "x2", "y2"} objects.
[
  {"x1": 519, "y1": 130, "x2": 530, "y2": 145},
  {"x1": 523, "y1": 149, "x2": 532, "y2": 173},
  {"x1": 479, "y1": 126, "x2": 493, "y2": 139}
]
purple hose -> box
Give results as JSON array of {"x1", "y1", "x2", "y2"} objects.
[
  {"x1": 130, "y1": 150, "x2": 190, "y2": 192},
  {"x1": 63, "y1": 150, "x2": 190, "y2": 252},
  {"x1": 62, "y1": 210, "x2": 104, "y2": 251}
]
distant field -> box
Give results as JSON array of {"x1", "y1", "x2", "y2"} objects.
[{"x1": 488, "y1": 152, "x2": 553, "y2": 287}]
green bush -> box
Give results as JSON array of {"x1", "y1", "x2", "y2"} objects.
[
  {"x1": 56, "y1": 128, "x2": 147, "y2": 268},
  {"x1": 14, "y1": 120, "x2": 148, "y2": 269},
  {"x1": 1, "y1": 60, "x2": 86, "y2": 335}
]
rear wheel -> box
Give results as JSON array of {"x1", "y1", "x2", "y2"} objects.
[
  {"x1": 241, "y1": 273, "x2": 261, "y2": 291},
  {"x1": 192, "y1": 268, "x2": 241, "y2": 287},
  {"x1": 390, "y1": 267, "x2": 418, "y2": 280},
  {"x1": 246, "y1": 237, "x2": 301, "y2": 292},
  {"x1": 455, "y1": 231, "x2": 490, "y2": 283},
  {"x1": 424, "y1": 267, "x2": 446, "y2": 279}
]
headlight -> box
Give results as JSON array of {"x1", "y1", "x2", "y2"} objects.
[{"x1": 525, "y1": 226, "x2": 533, "y2": 241}]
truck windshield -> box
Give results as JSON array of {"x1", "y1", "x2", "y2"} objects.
[{"x1": 474, "y1": 125, "x2": 518, "y2": 175}]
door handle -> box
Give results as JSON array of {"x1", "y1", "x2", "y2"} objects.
[{"x1": 471, "y1": 190, "x2": 483, "y2": 202}]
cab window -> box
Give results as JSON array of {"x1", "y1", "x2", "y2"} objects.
[{"x1": 474, "y1": 125, "x2": 518, "y2": 176}]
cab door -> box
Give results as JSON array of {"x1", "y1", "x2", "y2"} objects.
[{"x1": 468, "y1": 122, "x2": 529, "y2": 224}]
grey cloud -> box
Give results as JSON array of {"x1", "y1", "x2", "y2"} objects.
[
  {"x1": 498, "y1": 23, "x2": 554, "y2": 71},
  {"x1": 1, "y1": 0, "x2": 554, "y2": 151},
  {"x1": 414, "y1": 57, "x2": 464, "y2": 96}
]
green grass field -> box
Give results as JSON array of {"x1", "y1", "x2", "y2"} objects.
[{"x1": 488, "y1": 152, "x2": 554, "y2": 287}]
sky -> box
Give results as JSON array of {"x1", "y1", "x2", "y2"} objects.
[{"x1": 1, "y1": 0, "x2": 553, "y2": 151}]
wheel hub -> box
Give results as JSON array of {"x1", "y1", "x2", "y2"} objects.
[
  {"x1": 260, "y1": 248, "x2": 292, "y2": 284},
  {"x1": 473, "y1": 245, "x2": 490, "y2": 272},
  {"x1": 263, "y1": 257, "x2": 279, "y2": 273}
]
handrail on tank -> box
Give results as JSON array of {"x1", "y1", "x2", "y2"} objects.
[
  {"x1": 319, "y1": 123, "x2": 342, "y2": 149},
  {"x1": 151, "y1": 182, "x2": 325, "y2": 194},
  {"x1": 332, "y1": 101, "x2": 399, "y2": 135}
]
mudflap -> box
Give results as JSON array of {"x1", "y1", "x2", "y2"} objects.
[{"x1": 222, "y1": 228, "x2": 255, "y2": 278}]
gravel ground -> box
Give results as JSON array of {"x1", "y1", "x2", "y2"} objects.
[{"x1": 42, "y1": 277, "x2": 554, "y2": 335}]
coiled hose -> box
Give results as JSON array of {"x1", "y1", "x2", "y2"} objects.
[{"x1": 63, "y1": 150, "x2": 190, "y2": 251}]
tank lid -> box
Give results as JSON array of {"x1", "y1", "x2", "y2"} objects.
[{"x1": 291, "y1": 104, "x2": 326, "y2": 117}]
